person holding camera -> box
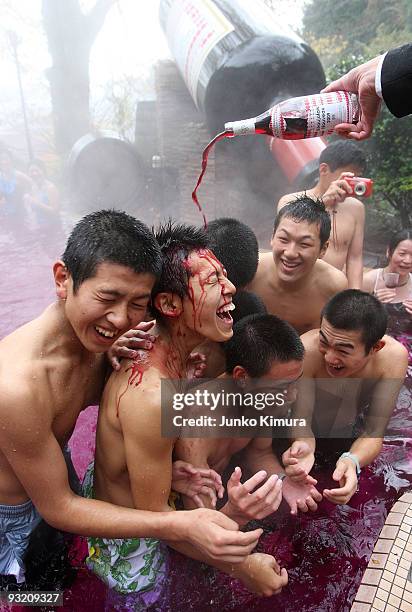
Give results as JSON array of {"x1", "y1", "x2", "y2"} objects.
[{"x1": 277, "y1": 141, "x2": 367, "y2": 289}]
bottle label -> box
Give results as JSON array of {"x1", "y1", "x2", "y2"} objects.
[
  {"x1": 225, "y1": 118, "x2": 257, "y2": 136},
  {"x1": 270, "y1": 92, "x2": 358, "y2": 139},
  {"x1": 162, "y1": 0, "x2": 234, "y2": 107}
]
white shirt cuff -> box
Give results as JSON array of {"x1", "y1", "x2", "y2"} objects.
[{"x1": 375, "y1": 53, "x2": 387, "y2": 99}]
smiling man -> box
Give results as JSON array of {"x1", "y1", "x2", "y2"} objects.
[
  {"x1": 176, "y1": 313, "x2": 322, "y2": 518},
  {"x1": 85, "y1": 222, "x2": 286, "y2": 608},
  {"x1": 248, "y1": 196, "x2": 347, "y2": 334},
  {"x1": 0, "y1": 210, "x2": 258, "y2": 588},
  {"x1": 283, "y1": 290, "x2": 408, "y2": 505}
]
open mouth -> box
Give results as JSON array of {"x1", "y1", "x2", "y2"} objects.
[
  {"x1": 326, "y1": 362, "x2": 345, "y2": 375},
  {"x1": 94, "y1": 325, "x2": 117, "y2": 341},
  {"x1": 280, "y1": 259, "x2": 301, "y2": 272},
  {"x1": 216, "y1": 302, "x2": 235, "y2": 325}
]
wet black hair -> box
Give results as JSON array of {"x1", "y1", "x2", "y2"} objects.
[
  {"x1": 274, "y1": 195, "x2": 331, "y2": 249},
  {"x1": 224, "y1": 313, "x2": 304, "y2": 376},
  {"x1": 62, "y1": 209, "x2": 162, "y2": 292},
  {"x1": 387, "y1": 229, "x2": 412, "y2": 258},
  {"x1": 321, "y1": 289, "x2": 387, "y2": 353},
  {"x1": 319, "y1": 140, "x2": 367, "y2": 174},
  {"x1": 232, "y1": 290, "x2": 267, "y2": 324},
  {"x1": 152, "y1": 220, "x2": 210, "y2": 308},
  {"x1": 206, "y1": 218, "x2": 259, "y2": 288}
]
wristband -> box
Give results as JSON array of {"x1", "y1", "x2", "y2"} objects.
[{"x1": 339, "y1": 452, "x2": 361, "y2": 476}]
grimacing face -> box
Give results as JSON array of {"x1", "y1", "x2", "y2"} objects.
[
  {"x1": 319, "y1": 317, "x2": 374, "y2": 378},
  {"x1": 182, "y1": 249, "x2": 236, "y2": 342},
  {"x1": 271, "y1": 217, "x2": 327, "y2": 282},
  {"x1": 58, "y1": 261, "x2": 156, "y2": 353}
]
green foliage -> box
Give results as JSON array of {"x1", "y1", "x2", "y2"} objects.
[
  {"x1": 302, "y1": 0, "x2": 412, "y2": 67},
  {"x1": 303, "y1": 3, "x2": 412, "y2": 231}
]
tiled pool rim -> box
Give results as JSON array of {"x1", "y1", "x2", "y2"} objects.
[{"x1": 351, "y1": 491, "x2": 412, "y2": 612}]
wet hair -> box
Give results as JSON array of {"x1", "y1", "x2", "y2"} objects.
[
  {"x1": 274, "y1": 195, "x2": 331, "y2": 248},
  {"x1": 232, "y1": 290, "x2": 267, "y2": 324},
  {"x1": 319, "y1": 141, "x2": 367, "y2": 174},
  {"x1": 206, "y1": 218, "x2": 259, "y2": 288},
  {"x1": 321, "y1": 289, "x2": 387, "y2": 353},
  {"x1": 62, "y1": 209, "x2": 162, "y2": 292},
  {"x1": 224, "y1": 313, "x2": 304, "y2": 377},
  {"x1": 387, "y1": 229, "x2": 412, "y2": 259},
  {"x1": 152, "y1": 220, "x2": 210, "y2": 308}
]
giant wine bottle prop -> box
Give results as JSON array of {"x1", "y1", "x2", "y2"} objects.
[{"x1": 159, "y1": 0, "x2": 327, "y2": 205}]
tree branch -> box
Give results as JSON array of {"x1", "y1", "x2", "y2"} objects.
[{"x1": 382, "y1": 191, "x2": 401, "y2": 213}]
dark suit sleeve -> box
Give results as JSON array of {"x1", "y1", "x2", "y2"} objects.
[{"x1": 381, "y1": 43, "x2": 412, "y2": 118}]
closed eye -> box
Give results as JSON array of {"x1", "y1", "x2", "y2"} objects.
[{"x1": 130, "y1": 303, "x2": 146, "y2": 310}]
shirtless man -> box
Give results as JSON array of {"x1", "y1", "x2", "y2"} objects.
[
  {"x1": 197, "y1": 217, "x2": 260, "y2": 378},
  {"x1": 283, "y1": 290, "x2": 408, "y2": 505},
  {"x1": 0, "y1": 210, "x2": 257, "y2": 585},
  {"x1": 248, "y1": 196, "x2": 347, "y2": 334},
  {"x1": 277, "y1": 141, "x2": 366, "y2": 289},
  {"x1": 176, "y1": 313, "x2": 322, "y2": 517},
  {"x1": 86, "y1": 222, "x2": 287, "y2": 607}
]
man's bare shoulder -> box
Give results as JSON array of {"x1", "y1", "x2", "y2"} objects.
[
  {"x1": 113, "y1": 361, "x2": 167, "y2": 425},
  {"x1": 377, "y1": 335, "x2": 409, "y2": 376},
  {"x1": 0, "y1": 327, "x2": 43, "y2": 417},
  {"x1": 248, "y1": 252, "x2": 273, "y2": 287},
  {"x1": 300, "y1": 329, "x2": 321, "y2": 356},
  {"x1": 277, "y1": 190, "x2": 304, "y2": 211},
  {"x1": 343, "y1": 196, "x2": 365, "y2": 215},
  {"x1": 315, "y1": 259, "x2": 348, "y2": 294}
]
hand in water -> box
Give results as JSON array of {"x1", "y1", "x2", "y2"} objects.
[
  {"x1": 375, "y1": 287, "x2": 397, "y2": 303},
  {"x1": 321, "y1": 172, "x2": 354, "y2": 208},
  {"x1": 171, "y1": 460, "x2": 224, "y2": 508},
  {"x1": 282, "y1": 441, "x2": 315, "y2": 483},
  {"x1": 282, "y1": 476, "x2": 322, "y2": 515},
  {"x1": 322, "y1": 55, "x2": 382, "y2": 140},
  {"x1": 237, "y1": 553, "x2": 288, "y2": 597},
  {"x1": 223, "y1": 467, "x2": 282, "y2": 526},
  {"x1": 181, "y1": 508, "x2": 263, "y2": 564},
  {"x1": 107, "y1": 320, "x2": 157, "y2": 370},
  {"x1": 323, "y1": 458, "x2": 358, "y2": 505}
]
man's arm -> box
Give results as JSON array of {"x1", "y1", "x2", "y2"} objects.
[
  {"x1": 345, "y1": 200, "x2": 365, "y2": 289},
  {"x1": 0, "y1": 385, "x2": 260, "y2": 562},
  {"x1": 324, "y1": 344, "x2": 408, "y2": 504},
  {"x1": 282, "y1": 363, "x2": 317, "y2": 481},
  {"x1": 120, "y1": 387, "x2": 287, "y2": 596}
]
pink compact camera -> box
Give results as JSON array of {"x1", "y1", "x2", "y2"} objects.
[{"x1": 345, "y1": 177, "x2": 373, "y2": 198}]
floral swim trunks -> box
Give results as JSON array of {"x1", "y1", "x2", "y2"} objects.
[{"x1": 82, "y1": 463, "x2": 169, "y2": 607}]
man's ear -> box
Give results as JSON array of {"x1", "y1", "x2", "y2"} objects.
[
  {"x1": 154, "y1": 292, "x2": 183, "y2": 318},
  {"x1": 370, "y1": 339, "x2": 385, "y2": 355},
  {"x1": 319, "y1": 240, "x2": 329, "y2": 259},
  {"x1": 53, "y1": 260, "x2": 70, "y2": 300},
  {"x1": 232, "y1": 365, "x2": 249, "y2": 386}
]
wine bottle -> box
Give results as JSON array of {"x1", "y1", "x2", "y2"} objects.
[
  {"x1": 159, "y1": 0, "x2": 325, "y2": 136},
  {"x1": 225, "y1": 91, "x2": 359, "y2": 140}
]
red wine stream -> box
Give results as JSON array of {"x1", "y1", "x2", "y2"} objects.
[{"x1": 192, "y1": 130, "x2": 230, "y2": 228}]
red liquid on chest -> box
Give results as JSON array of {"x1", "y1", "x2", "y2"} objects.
[{"x1": 192, "y1": 131, "x2": 229, "y2": 228}]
